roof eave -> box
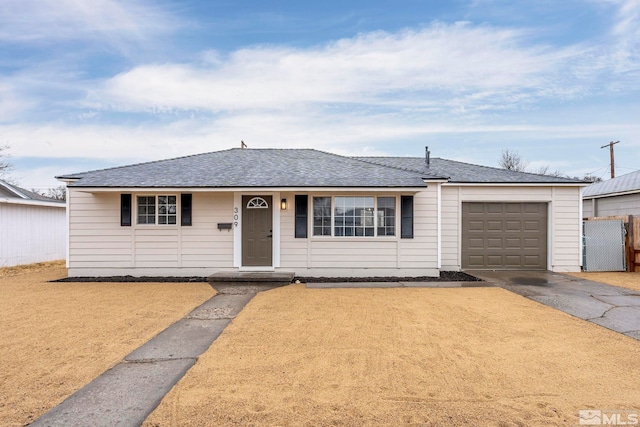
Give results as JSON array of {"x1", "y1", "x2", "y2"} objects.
[
  {"x1": 583, "y1": 189, "x2": 640, "y2": 199},
  {"x1": 67, "y1": 185, "x2": 428, "y2": 192},
  {"x1": 444, "y1": 181, "x2": 590, "y2": 186}
]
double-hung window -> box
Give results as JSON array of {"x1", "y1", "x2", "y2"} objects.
[
  {"x1": 137, "y1": 195, "x2": 177, "y2": 225},
  {"x1": 312, "y1": 196, "x2": 396, "y2": 237}
]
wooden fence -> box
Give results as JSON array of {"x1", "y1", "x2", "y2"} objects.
[{"x1": 584, "y1": 215, "x2": 640, "y2": 272}]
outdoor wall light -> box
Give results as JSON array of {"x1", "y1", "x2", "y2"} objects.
[{"x1": 281, "y1": 198, "x2": 288, "y2": 210}]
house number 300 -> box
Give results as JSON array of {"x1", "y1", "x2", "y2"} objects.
[{"x1": 233, "y1": 207, "x2": 239, "y2": 227}]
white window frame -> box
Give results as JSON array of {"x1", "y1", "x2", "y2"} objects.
[
  {"x1": 311, "y1": 195, "x2": 397, "y2": 238},
  {"x1": 136, "y1": 194, "x2": 178, "y2": 226}
]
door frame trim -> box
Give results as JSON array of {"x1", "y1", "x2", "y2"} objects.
[{"x1": 233, "y1": 192, "x2": 281, "y2": 269}]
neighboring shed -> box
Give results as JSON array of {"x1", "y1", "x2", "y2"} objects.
[
  {"x1": 583, "y1": 170, "x2": 640, "y2": 218},
  {"x1": 57, "y1": 148, "x2": 587, "y2": 278},
  {"x1": 0, "y1": 180, "x2": 67, "y2": 267}
]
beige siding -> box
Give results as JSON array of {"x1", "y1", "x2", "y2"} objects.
[
  {"x1": 68, "y1": 190, "x2": 132, "y2": 270},
  {"x1": 69, "y1": 184, "x2": 582, "y2": 277},
  {"x1": 441, "y1": 185, "x2": 582, "y2": 272},
  {"x1": 551, "y1": 187, "x2": 583, "y2": 272},
  {"x1": 68, "y1": 190, "x2": 235, "y2": 276},
  {"x1": 278, "y1": 189, "x2": 440, "y2": 277},
  {"x1": 279, "y1": 191, "x2": 309, "y2": 269}
]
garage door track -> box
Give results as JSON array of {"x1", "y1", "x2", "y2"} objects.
[{"x1": 469, "y1": 270, "x2": 640, "y2": 340}]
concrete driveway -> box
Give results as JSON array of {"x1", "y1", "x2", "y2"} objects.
[{"x1": 468, "y1": 270, "x2": 640, "y2": 341}]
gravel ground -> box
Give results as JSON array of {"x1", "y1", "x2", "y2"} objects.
[
  {"x1": 145, "y1": 284, "x2": 640, "y2": 427},
  {"x1": 0, "y1": 261, "x2": 214, "y2": 426}
]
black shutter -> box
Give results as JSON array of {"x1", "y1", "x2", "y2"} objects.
[
  {"x1": 121, "y1": 194, "x2": 132, "y2": 226},
  {"x1": 295, "y1": 195, "x2": 308, "y2": 238},
  {"x1": 181, "y1": 194, "x2": 192, "y2": 226},
  {"x1": 401, "y1": 195, "x2": 414, "y2": 239}
]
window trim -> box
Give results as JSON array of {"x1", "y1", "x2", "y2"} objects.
[
  {"x1": 310, "y1": 195, "x2": 398, "y2": 238},
  {"x1": 135, "y1": 194, "x2": 179, "y2": 226}
]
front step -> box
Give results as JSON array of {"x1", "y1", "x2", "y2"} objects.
[{"x1": 207, "y1": 271, "x2": 295, "y2": 284}]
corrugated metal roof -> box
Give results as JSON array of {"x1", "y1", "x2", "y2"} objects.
[
  {"x1": 583, "y1": 170, "x2": 640, "y2": 198},
  {"x1": 0, "y1": 179, "x2": 64, "y2": 203}
]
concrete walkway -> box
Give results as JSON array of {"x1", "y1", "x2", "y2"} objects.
[
  {"x1": 31, "y1": 284, "x2": 279, "y2": 427},
  {"x1": 468, "y1": 270, "x2": 640, "y2": 341}
]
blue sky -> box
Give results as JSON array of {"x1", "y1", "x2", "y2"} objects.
[{"x1": 1, "y1": 0, "x2": 639, "y2": 191}]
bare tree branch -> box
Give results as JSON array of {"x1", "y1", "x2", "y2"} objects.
[
  {"x1": 498, "y1": 149, "x2": 529, "y2": 172},
  {"x1": 45, "y1": 185, "x2": 66, "y2": 201},
  {"x1": 0, "y1": 143, "x2": 12, "y2": 177}
]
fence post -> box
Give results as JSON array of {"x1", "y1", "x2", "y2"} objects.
[{"x1": 629, "y1": 215, "x2": 635, "y2": 272}]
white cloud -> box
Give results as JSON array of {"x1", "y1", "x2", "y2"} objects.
[
  {"x1": 4, "y1": 111, "x2": 640, "y2": 162},
  {"x1": 612, "y1": 0, "x2": 640, "y2": 35},
  {"x1": 0, "y1": 0, "x2": 179, "y2": 44},
  {"x1": 0, "y1": 84, "x2": 34, "y2": 122},
  {"x1": 91, "y1": 23, "x2": 581, "y2": 114}
]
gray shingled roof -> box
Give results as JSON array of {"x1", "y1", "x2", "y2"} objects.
[
  {"x1": 356, "y1": 157, "x2": 587, "y2": 184},
  {"x1": 0, "y1": 179, "x2": 64, "y2": 203},
  {"x1": 583, "y1": 170, "x2": 640, "y2": 198},
  {"x1": 57, "y1": 148, "x2": 587, "y2": 188},
  {"x1": 58, "y1": 149, "x2": 432, "y2": 188}
]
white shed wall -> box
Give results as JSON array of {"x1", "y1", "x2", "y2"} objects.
[
  {"x1": 441, "y1": 185, "x2": 583, "y2": 272},
  {"x1": 0, "y1": 202, "x2": 66, "y2": 267},
  {"x1": 583, "y1": 193, "x2": 640, "y2": 218}
]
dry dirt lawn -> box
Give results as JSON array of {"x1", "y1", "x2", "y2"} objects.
[
  {"x1": 145, "y1": 284, "x2": 640, "y2": 427},
  {"x1": 0, "y1": 261, "x2": 214, "y2": 427},
  {"x1": 567, "y1": 271, "x2": 640, "y2": 292}
]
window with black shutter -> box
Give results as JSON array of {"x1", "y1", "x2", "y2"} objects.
[{"x1": 401, "y1": 195, "x2": 414, "y2": 239}]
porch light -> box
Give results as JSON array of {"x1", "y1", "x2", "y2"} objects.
[{"x1": 281, "y1": 198, "x2": 288, "y2": 210}]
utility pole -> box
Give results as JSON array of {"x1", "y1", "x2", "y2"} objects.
[{"x1": 601, "y1": 141, "x2": 620, "y2": 179}]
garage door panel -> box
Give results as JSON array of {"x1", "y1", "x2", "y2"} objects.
[
  {"x1": 523, "y1": 238, "x2": 540, "y2": 248},
  {"x1": 524, "y1": 220, "x2": 542, "y2": 231},
  {"x1": 505, "y1": 238, "x2": 521, "y2": 248},
  {"x1": 505, "y1": 204, "x2": 522, "y2": 214},
  {"x1": 487, "y1": 220, "x2": 503, "y2": 231},
  {"x1": 523, "y1": 256, "x2": 542, "y2": 267},
  {"x1": 524, "y1": 203, "x2": 544, "y2": 214},
  {"x1": 486, "y1": 255, "x2": 504, "y2": 267},
  {"x1": 467, "y1": 255, "x2": 485, "y2": 268},
  {"x1": 505, "y1": 220, "x2": 521, "y2": 231},
  {"x1": 468, "y1": 220, "x2": 485, "y2": 231},
  {"x1": 505, "y1": 255, "x2": 523, "y2": 267},
  {"x1": 468, "y1": 238, "x2": 484, "y2": 249},
  {"x1": 487, "y1": 238, "x2": 503, "y2": 248},
  {"x1": 462, "y1": 202, "x2": 547, "y2": 270},
  {"x1": 468, "y1": 204, "x2": 485, "y2": 214}
]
